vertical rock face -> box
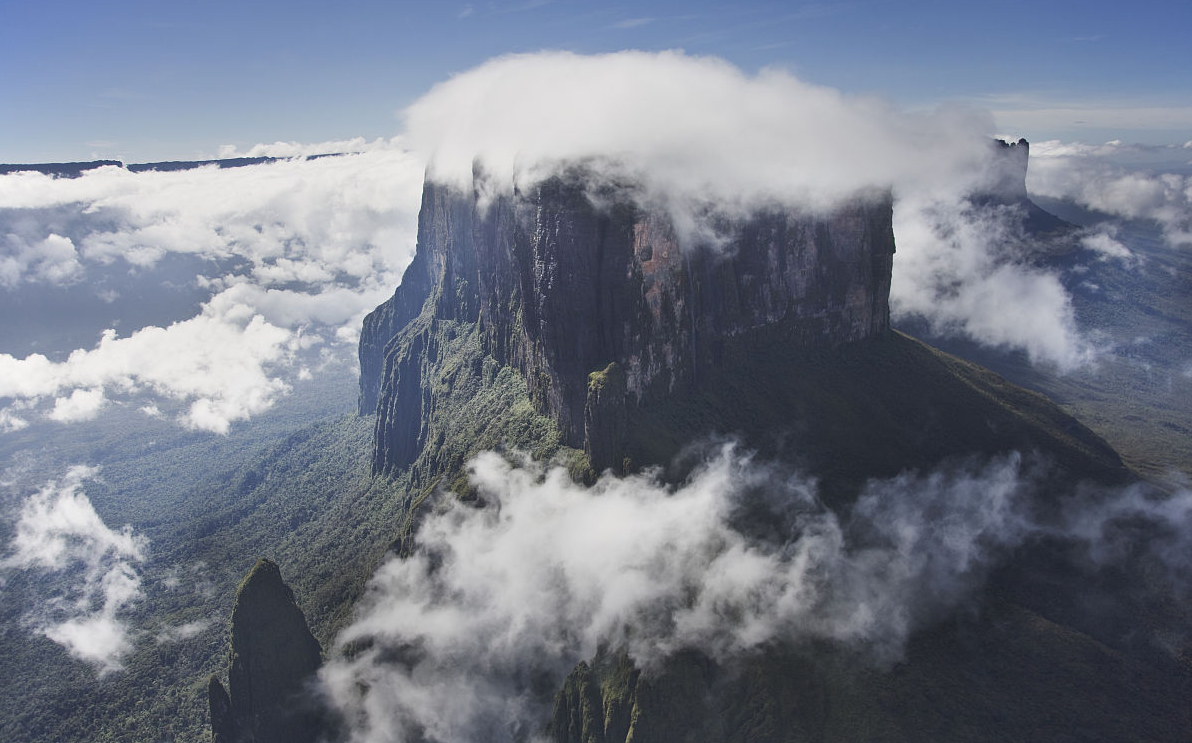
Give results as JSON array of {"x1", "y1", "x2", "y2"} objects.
[
  {"x1": 209, "y1": 558, "x2": 323, "y2": 743},
  {"x1": 980, "y1": 138, "x2": 1068, "y2": 234},
  {"x1": 208, "y1": 675, "x2": 236, "y2": 743},
  {"x1": 987, "y1": 137, "x2": 1030, "y2": 199},
  {"x1": 361, "y1": 166, "x2": 896, "y2": 474}
]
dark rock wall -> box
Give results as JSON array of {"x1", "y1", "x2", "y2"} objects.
[
  {"x1": 210, "y1": 558, "x2": 324, "y2": 743},
  {"x1": 362, "y1": 167, "x2": 896, "y2": 475},
  {"x1": 988, "y1": 137, "x2": 1030, "y2": 199}
]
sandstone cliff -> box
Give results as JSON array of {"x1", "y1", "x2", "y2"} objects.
[
  {"x1": 347, "y1": 157, "x2": 1192, "y2": 743},
  {"x1": 361, "y1": 166, "x2": 895, "y2": 475}
]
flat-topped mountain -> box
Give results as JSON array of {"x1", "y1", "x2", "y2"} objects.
[
  {"x1": 341, "y1": 146, "x2": 1191, "y2": 742},
  {"x1": 359, "y1": 155, "x2": 1120, "y2": 492}
]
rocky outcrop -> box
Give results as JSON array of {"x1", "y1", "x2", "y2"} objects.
[
  {"x1": 981, "y1": 138, "x2": 1069, "y2": 234},
  {"x1": 208, "y1": 558, "x2": 323, "y2": 743},
  {"x1": 362, "y1": 166, "x2": 896, "y2": 474},
  {"x1": 987, "y1": 137, "x2": 1030, "y2": 199}
]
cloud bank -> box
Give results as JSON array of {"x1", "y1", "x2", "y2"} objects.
[
  {"x1": 1028, "y1": 140, "x2": 1192, "y2": 246},
  {"x1": 1, "y1": 465, "x2": 147, "y2": 674},
  {"x1": 0, "y1": 310, "x2": 296, "y2": 433},
  {"x1": 215, "y1": 136, "x2": 402, "y2": 159},
  {"x1": 323, "y1": 445, "x2": 1192, "y2": 743},
  {"x1": 0, "y1": 148, "x2": 424, "y2": 431},
  {"x1": 0, "y1": 149, "x2": 422, "y2": 291},
  {"x1": 403, "y1": 50, "x2": 997, "y2": 209}
]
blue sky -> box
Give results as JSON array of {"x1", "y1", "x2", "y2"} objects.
[{"x1": 2, "y1": 0, "x2": 1190, "y2": 162}]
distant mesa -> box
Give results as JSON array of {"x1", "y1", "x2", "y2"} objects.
[
  {"x1": 0, "y1": 153, "x2": 345, "y2": 177},
  {"x1": 981, "y1": 137, "x2": 1072, "y2": 234}
]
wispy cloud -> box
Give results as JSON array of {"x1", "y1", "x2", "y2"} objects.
[
  {"x1": 611, "y1": 17, "x2": 654, "y2": 29},
  {"x1": 891, "y1": 196, "x2": 1098, "y2": 370},
  {"x1": 491, "y1": 0, "x2": 553, "y2": 15},
  {"x1": 2, "y1": 466, "x2": 147, "y2": 675},
  {"x1": 155, "y1": 618, "x2": 212, "y2": 644},
  {"x1": 984, "y1": 94, "x2": 1192, "y2": 133}
]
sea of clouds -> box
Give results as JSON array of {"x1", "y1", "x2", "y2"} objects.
[{"x1": 0, "y1": 147, "x2": 423, "y2": 433}]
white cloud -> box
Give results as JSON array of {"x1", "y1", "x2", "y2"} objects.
[
  {"x1": 0, "y1": 310, "x2": 295, "y2": 434},
  {"x1": 0, "y1": 148, "x2": 422, "y2": 297},
  {"x1": 323, "y1": 447, "x2": 1038, "y2": 742},
  {"x1": 399, "y1": 51, "x2": 1107, "y2": 369},
  {"x1": 202, "y1": 281, "x2": 392, "y2": 332},
  {"x1": 2, "y1": 465, "x2": 147, "y2": 675},
  {"x1": 214, "y1": 136, "x2": 400, "y2": 159},
  {"x1": 0, "y1": 232, "x2": 84, "y2": 288},
  {"x1": 403, "y1": 50, "x2": 997, "y2": 213},
  {"x1": 155, "y1": 618, "x2": 212, "y2": 644},
  {"x1": 0, "y1": 405, "x2": 30, "y2": 432},
  {"x1": 48, "y1": 387, "x2": 107, "y2": 423},
  {"x1": 324, "y1": 445, "x2": 1192, "y2": 742},
  {"x1": 1080, "y1": 230, "x2": 1134, "y2": 260},
  {"x1": 1027, "y1": 139, "x2": 1192, "y2": 246},
  {"x1": 891, "y1": 196, "x2": 1096, "y2": 370}
]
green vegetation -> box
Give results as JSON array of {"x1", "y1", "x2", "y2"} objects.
[
  {"x1": 0, "y1": 411, "x2": 400, "y2": 743},
  {"x1": 587, "y1": 362, "x2": 625, "y2": 396},
  {"x1": 412, "y1": 320, "x2": 574, "y2": 483},
  {"x1": 0, "y1": 314, "x2": 589, "y2": 743}
]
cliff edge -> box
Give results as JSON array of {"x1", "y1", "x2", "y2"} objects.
[{"x1": 361, "y1": 166, "x2": 895, "y2": 475}]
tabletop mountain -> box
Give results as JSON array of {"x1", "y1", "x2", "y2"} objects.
[{"x1": 218, "y1": 142, "x2": 1188, "y2": 741}]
